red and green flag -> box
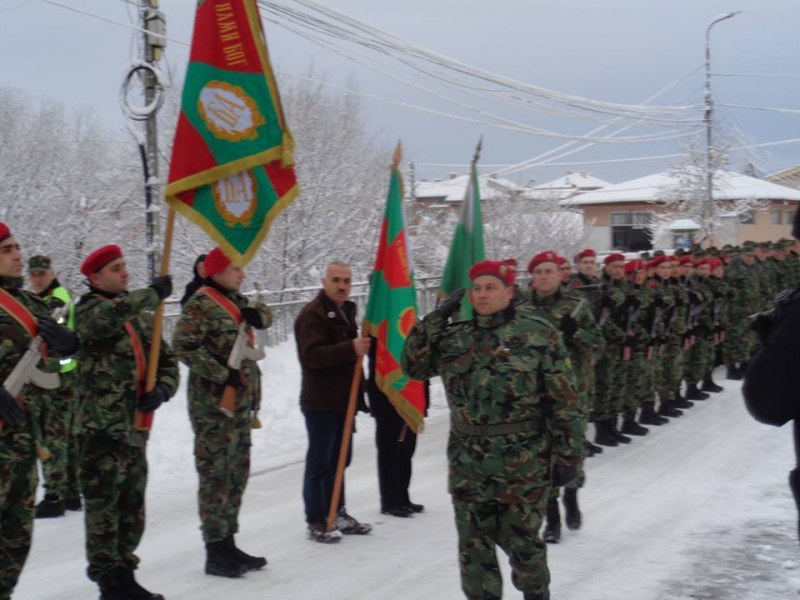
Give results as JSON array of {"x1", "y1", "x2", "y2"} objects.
[
  {"x1": 165, "y1": 0, "x2": 299, "y2": 265},
  {"x1": 363, "y1": 143, "x2": 426, "y2": 433},
  {"x1": 438, "y1": 140, "x2": 485, "y2": 320}
]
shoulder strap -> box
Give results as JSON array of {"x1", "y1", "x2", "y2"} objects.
[
  {"x1": 123, "y1": 321, "x2": 146, "y2": 396},
  {"x1": 0, "y1": 288, "x2": 38, "y2": 338},
  {"x1": 199, "y1": 286, "x2": 242, "y2": 324}
]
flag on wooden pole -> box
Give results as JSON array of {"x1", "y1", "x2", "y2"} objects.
[
  {"x1": 363, "y1": 142, "x2": 426, "y2": 433},
  {"x1": 438, "y1": 138, "x2": 485, "y2": 320},
  {"x1": 165, "y1": 0, "x2": 299, "y2": 266}
]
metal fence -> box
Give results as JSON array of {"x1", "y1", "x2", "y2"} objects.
[{"x1": 161, "y1": 275, "x2": 445, "y2": 347}]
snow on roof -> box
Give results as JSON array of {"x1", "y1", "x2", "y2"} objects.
[
  {"x1": 414, "y1": 173, "x2": 522, "y2": 202},
  {"x1": 531, "y1": 171, "x2": 612, "y2": 191},
  {"x1": 561, "y1": 169, "x2": 800, "y2": 206},
  {"x1": 667, "y1": 218, "x2": 701, "y2": 231}
]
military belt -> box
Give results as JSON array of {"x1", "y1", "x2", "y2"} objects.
[{"x1": 452, "y1": 419, "x2": 542, "y2": 437}]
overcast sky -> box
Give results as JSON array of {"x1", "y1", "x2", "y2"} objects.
[{"x1": 1, "y1": 0, "x2": 798, "y2": 184}]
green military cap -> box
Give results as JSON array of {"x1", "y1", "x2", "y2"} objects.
[
  {"x1": 675, "y1": 248, "x2": 686, "y2": 256},
  {"x1": 741, "y1": 242, "x2": 755, "y2": 253},
  {"x1": 640, "y1": 251, "x2": 651, "y2": 259},
  {"x1": 28, "y1": 255, "x2": 52, "y2": 273},
  {"x1": 653, "y1": 249, "x2": 665, "y2": 257}
]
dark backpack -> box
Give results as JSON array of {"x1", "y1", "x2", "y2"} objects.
[{"x1": 743, "y1": 289, "x2": 800, "y2": 426}]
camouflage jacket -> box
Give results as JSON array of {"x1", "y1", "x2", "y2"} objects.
[
  {"x1": 173, "y1": 285, "x2": 272, "y2": 419},
  {"x1": 0, "y1": 275, "x2": 58, "y2": 449},
  {"x1": 402, "y1": 305, "x2": 584, "y2": 503},
  {"x1": 724, "y1": 258, "x2": 760, "y2": 318},
  {"x1": 75, "y1": 287, "x2": 179, "y2": 445}
]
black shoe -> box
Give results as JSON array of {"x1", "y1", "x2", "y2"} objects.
[
  {"x1": 118, "y1": 569, "x2": 165, "y2": 600},
  {"x1": 226, "y1": 536, "x2": 267, "y2": 571},
  {"x1": 336, "y1": 508, "x2": 372, "y2": 534},
  {"x1": 685, "y1": 383, "x2": 709, "y2": 401},
  {"x1": 790, "y1": 469, "x2": 800, "y2": 545},
  {"x1": 673, "y1": 396, "x2": 695, "y2": 409},
  {"x1": 610, "y1": 424, "x2": 632, "y2": 444},
  {"x1": 405, "y1": 501, "x2": 425, "y2": 513},
  {"x1": 524, "y1": 589, "x2": 550, "y2": 600},
  {"x1": 382, "y1": 506, "x2": 414, "y2": 518},
  {"x1": 658, "y1": 401, "x2": 683, "y2": 417},
  {"x1": 543, "y1": 499, "x2": 561, "y2": 544},
  {"x1": 64, "y1": 496, "x2": 82, "y2": 511},
  {"x1": 205, "y1": 540, "x2": 248, "y2": 578},
  {"x1": 726, "y1": 366, "x2": 744, "y2": 381},
  {"x1": 701, "y1": 375, "x2": 723, "y2": 393},
  {"x1": 594, "y1": 422, "x2": 618, "y2": 447},
  {"x1": 562, "y1": 488, "x2": 582, "y2": 531},
  {"x1": 621, "y1": 419, "x2": 649, "y2": 436},
  {"x1": 98, "y1": 568, "x2": 129, "y2": 600},
  {"x1": 584, "y1": 439, "x2": 603, "y2": 456},
  {"x1": 35, "y1": 494, "x2": 65, "y2": 519},
  {"x1": 639, "y1": 405, "x2": 668, "y2": 425}
]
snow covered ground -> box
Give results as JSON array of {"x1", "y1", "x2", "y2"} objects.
[{"x1": 14, "y1": 340, "x2": 800, "y2": 600}]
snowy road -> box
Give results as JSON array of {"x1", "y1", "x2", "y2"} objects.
[{"x1": 15, "y1": 363, "x2": 800, "y2": 600}]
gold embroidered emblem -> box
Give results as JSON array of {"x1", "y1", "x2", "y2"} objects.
[{"x1": 197, "y1": 81, "x2": 265, "y2": 142}]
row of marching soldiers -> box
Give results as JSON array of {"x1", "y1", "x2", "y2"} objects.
[{"x1": 521, "y1": 238, "x2": 800, "y2": 545}]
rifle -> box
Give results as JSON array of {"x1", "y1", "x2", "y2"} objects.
[
  {"x1": 219, "y1": 300, "x2": 266, "y2": 418},
  {"x1": 0, "y1": 303, "x2": 69, "y2": 432},
  {"x1": 622, "y1": 296, "x2": 641, "y2": 361},
  {"x1": 647, "y1": 303, "x2": 663, "y2": 360}
]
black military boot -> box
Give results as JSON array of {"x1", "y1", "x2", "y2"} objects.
[
  {"x1": 562, "y1": 488, "x2": 582, "y2": 530},
  {"x1": 35, "y1": 493, "x2": 65, "y2": 518},
  {"x1": 621, "y1": 412, "x2": 649, "y2": 436},
  {"x1": 658, "y1": 399, "x2": 683, "y2": 418},
  {"x1": 726, "y1": 365, "x2": 744, "y2": 380},
  {"x1": 640, "y1": 402, "x2": 668, "y2": 425},
  {"x1": 593, "y1": 421, "x2": 618, "y2": 447},
  {"x1": 701, "y1": 373, "x2": 724, "y2": 393},
  {"x1": 790, "y1": 469, "x2": 800, "y2": 545},
  {"x1": 584, "y1": 438, "x2": 603, "y2": 456},
  {"x1": 524, "y1": 588, "x2": 550, "y2": 600},
  {"x1": 205, "y1": 540, "x2": 248, "y2": 578},
  {"x1": 226, "y1": 535, "x2": 267, "y2": 571},
  {"x1": 118, "y1": 569, "x2": 164, "y2": 600},
  {"x1": 609, "y1": 421, "x2": 632, "y2": 444},
  {"x1": 685, "y1": 383, "x2": 709, "y2": 401},
  {"x1": 543, "y1": 498, "x2": 561, "y2": 543}
]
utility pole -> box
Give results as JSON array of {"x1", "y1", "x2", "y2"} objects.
[
  {"x1": 141, "y1": 1, "x2": 166, "y2": 279},
  {"x1": 703, "y1": 11, "x2": 740, "y2": 245}
]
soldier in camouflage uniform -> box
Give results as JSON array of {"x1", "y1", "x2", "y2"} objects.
[
  {"x1": 655, "y1": 256, "x2": 691, "y2": 417},
  {"x1": 684, "y1": 259, "x2": 721, "y2": 398},
  {"x1": 173, "y1": 247, "x2": 272, "y2": 578},
  {"x1": 75, "y1": 244, "x2": 177, "y2": 600},
  {"x1": 403, "y1": 259, "x2": 584, "y2": 600},
  {"x1": 725, "y1": 244, "x2": 761, "y2": 376},
  {"x1": 527, "y1": 251, "x2": 603, "y2": 546},
  {"x1": 0, "y1": 223, "x2": 79, "y2": 600},
  {"x1": 27, "y1": 254, "x2": 82, "y2": 518}
]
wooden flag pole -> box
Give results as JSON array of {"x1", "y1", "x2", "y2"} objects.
[
  {"x1": 135, "y1": 207, "x2": 176, "y2": 431},
  {"x1": 325, "y1": 348, "x2": 365, "y2": 532}
]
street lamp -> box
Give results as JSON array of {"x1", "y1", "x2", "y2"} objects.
[{"x1": 704, "y1": 11, "x2": 741, "y2": 244}]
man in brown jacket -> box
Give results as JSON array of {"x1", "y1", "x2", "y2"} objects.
[{"x1": 295, "y1": 261, "x2": 372, "y2": 543}]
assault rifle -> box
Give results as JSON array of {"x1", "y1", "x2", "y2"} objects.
[
  {"x1": 0, "y1": 303, "x2": 69, "y2": 431},
  {"x1": 647, "y1": 303, "x2": 663, "y2": 361},
  {"x1": 219, "y1": 301, "x2": 265, "y2": 418},
  {"x1": 621, "y1": 296, "x2": 641, "y2": 361}
]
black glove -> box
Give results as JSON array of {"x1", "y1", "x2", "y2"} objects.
[
  {"x1": 624, "y1": 295, "x2": 641, "y2": 309},
  {"x1": 559, "y1": 314, "x2": 578, "y2": 341},
  {"x1": 241, "y1": 306, "x2": 265, "y2": 329},
  {"x1": 0, "y1": 387, "x2": 23, "y2": 428},
  {"x1": 436, "y1": 288, "x2": 466, "y2": 319},
  {"x1": 225, "y1": 369, "x2": 243, "y2": 390},
  {"x1": 150, "y1": 275, "x2": 173, "y2": 300},
  {"x1": 600, "y1": 294, "x2": 616, "y2": 309},
  {"x1": 137, "y1": 383, "x2": 170, "y2": 412},
  {"x1": 689, "y1": 291, "x2": 703, "y2": 304},
  {"x1": 653, "y1": 295, "x2": 665, "y2": 308},
  {"x1": 37, "y1": 316, "x2": 80, "y2": 356},
  {"x1": 552, "y1": 464, "x2": 578, "y2": 487}
]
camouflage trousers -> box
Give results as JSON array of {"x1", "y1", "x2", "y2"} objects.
[
  {"x1": 453, "y1": 498, "x2": 549, "y2": 600},
  {"x1": 724, "y1": 316, "x2": 756, "y2": 366},
  {"x1": 39, "y1": 372, "x2": 81, "y2": 500},
  {"x1": 0, "y1": 433, "x2": 37, "y2": 600},
  {"x1": 619, "y1": 345, "x2": 656, "y2": 417},
  {"x1": 657, "y1": 337, "x2": 685, "y2": 401},
  {"x1": 685, "y1": 334, "x2": 714, "y2": 383},
  {"x1": 594, "y1": 347, "x2": 625, "y2": 421},
  {"x1": 79, "y1": 435, "x2": 147, "y2": 582},
  {"x1": 191, "y1": 415, "x2": 251, "y2": 544}
]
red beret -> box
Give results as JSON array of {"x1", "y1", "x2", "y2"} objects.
[
  {"x1": 624, "y1": 259, "x2": 644, "y2": 274},
  {"x1": 527, "y1": 250, "x2": 560, "y2": 273},
  {"x1": 555, "y1": 255, "x2": 569, "y2": 266},
  {"x1": 650, "y1": 255, "x2": 667, "y2": 267},
  {"x1": 693, "y1": 258, "x2": 710, "y2": 268},
  {"x1": 81, "y1": 245, "x2": 122, "y2": 277},
  {"x1": 709, "y1": 259, "x2": 723, "y2": 269},
  {"x1": 678, "y1": 256, "x2": 693, "y2": 265},
  {"x1": 574, "y1": 248, "x2": 596, "y2": 262},
  {"x1": 0, "y1": 222, "x2": 9, "y2": 242},
  {"x1": 469, "y1": 259, "x2": 517, "y2": 286},
  {"x1": 604, "y1": 253, "x2": 626, "y2": 265},
  {"x1": 204, "y1": 247, "x2": 231, "y2": 276}
]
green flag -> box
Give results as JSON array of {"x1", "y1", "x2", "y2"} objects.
[
  {"x1": 363, "y1": 144, "x2": 425, "y2": 433},
  {"x1": 438, "y1": 144, "x2": 485, "y2": 320},
  {"x1": 165, "y1": 0, "x2": 299, "y2": 265}
]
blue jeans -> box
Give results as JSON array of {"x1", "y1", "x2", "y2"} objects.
[{"x1": 302, "y1": 409, "x2": 352, "y2": 524}]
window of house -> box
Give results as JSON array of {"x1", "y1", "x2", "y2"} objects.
[
  {"x1": 738, "y1": 211, "x2": 755, "y2": 224},
  {"x1": 771, "y1": 210, "x2": 783, "y2": 225},
  {"x1": 786, "y1": 210, "x2": 796, "y2": 225},
  {"x1": 610, "y1": 211, "x2": 653, "y2": 251}
]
